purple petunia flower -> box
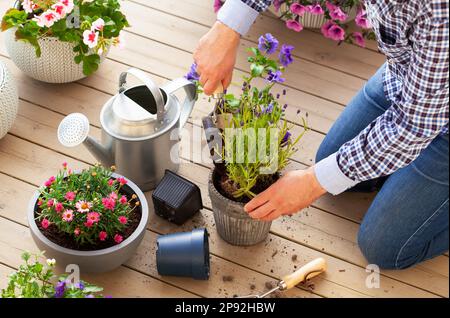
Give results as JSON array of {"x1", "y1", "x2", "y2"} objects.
[
  {"x1": 258, "y1": 33, "x2": 279, "y2": 55},
  {"x1": 282, "y1": 131, "x2": 291, "y2": 145},
  {"x1": 75, "y1": 281, "x2": 85, "y2": 290},
  {"x1": 85, "y1": 294, "x2": 95, "y2": 298},
  {"x1": 279, "y1": 44, "x2": 294, "y2": 67},
  {"x1": 266, "y1": 70, "x2": 285, "y2": 83},
  {"x1": 54, "y1": 281, "x2": 66, "y2": 298},
  {"x1": 185, "y1": 63, "x2": 200, "y2": 82}
]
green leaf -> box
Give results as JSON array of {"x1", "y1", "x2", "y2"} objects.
[
  {"x1": 250, "y1": 63, "x2": 264, "y2": 77},
  {"x1": 1, "y1": 9, "x2": 28, "y2": 31},
  {"x1": 83, "y1": 285, "x2": 103, "y2": 293},
  {"x1": 82, "y1": 54, "x2": 101, "y2": 76}
]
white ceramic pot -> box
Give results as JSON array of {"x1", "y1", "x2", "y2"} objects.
[
  {"x1": 4, "y1": 28, "x2": 109, "y2": 84},
  {"x1": 0, "y1": 61, "x2": 18, "y2": 140}
]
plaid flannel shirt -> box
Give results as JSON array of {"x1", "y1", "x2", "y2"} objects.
[{"x1": 217, "y1": 0, "x2": 449, "y2": 195}]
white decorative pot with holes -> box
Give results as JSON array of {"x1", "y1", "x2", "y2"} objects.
[
  {"x1": 4, "y1": 28, "x2": 110, "y2": 84},
  {"x1": 0, "y1": 61, "x2": 19, "y2": 140}
]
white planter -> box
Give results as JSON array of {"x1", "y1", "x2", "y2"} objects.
[
  {"x1": 4, "y1": 28, "x2": 108, "y2": 84},
  {"x1": 0, "y1": 61, "x2": 18, "y2": 140}
]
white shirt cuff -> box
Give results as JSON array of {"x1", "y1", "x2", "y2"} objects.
[
  {"x1": 314, "y1": 153, "x2": 359, "y2": 195},
  {"x1": 217, "y1": 0, "x2": 259, "y2": 35}
]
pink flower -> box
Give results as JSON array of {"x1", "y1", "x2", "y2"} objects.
[
  {"x1": 41, "y1": 218, "x2": 50, "y2": 229},
  {"x1": 51, "y1": 3, "x2": 69, "y2": 18},
  {"x1": 352, "y1": 32, "x2": 366, "y2": 47},
  {"x1": 37, "y1": 199, "x2": 43, "y2": 206},
  {"x1": 273, "y1": 0, "x2": 282, "y2": 12},
  {"x1": 47, "y1": 199, "x2": 55, "y2": 208},
  {"x1": 290, "y1": 3, "x2": 307, "y2": 16},
  {"x1": 213, "y1": 0, "x2": 224, "y2": 13},
  {"x1": 74, "y1": 228, "x2": 80, "y2": 236},
  {"x1": 92, "y1": 18, "x2": 105, "y2": 31},
  {"x1": 84, "y1": 220, "x2": 93, "y2": 228},
  {"x1": 118, "y1": 216, "x2": 128, "y2": 224},
  {"x1": 321, "y1": 21, "x2": 334, "y2": 38},
  {"x1": 286, "y1": 19, "x2": 303, "y2": 32},
  {"x1": 327, "y1": 24, "x2": 346, "y2": 41},
  {"x1": 65, "y1": 192, "x2": 76, "y2": 201},
  {"x1": 325, "y1": 1, "x2": 348, "y2": 22},
  {"x1": 117, "y1": 177, "x2": 127, "y2": 186},
  {"x1": 62, "y1": 210, "x2": 74, "y2": 222},
  {"x1": 114, "y1": 234, "x2": 123, "y2": 244},
  {"x1": 109, "y1": 192, "x2": 118, "y2": 201},
  {"x1": 55, "y1": 202, "x2": 64, "y2": 213},
  {"x1": 102, "y1": 197, "x2": 116, "y2": 211},
  {"x1": 87, "y1": 212, "x2": 100, "y2": 224},
  {"x1": 119, "y1": 195, "x2": 127, "y2": 205},
  {"x1": 60, "y1": 0, "x2": 75, "y2": 14},
  {"x1": 108, "y1": 179, "x2": 115, "y2": 186},
  {"x1": 355, "y1": 9, "x2": 371, "y2": 29},
  {"x1": 308, "y1": 4, "x2": 324, "y2": 15},
  {"x1": 44, "y1": 176, "x2": 55, "y2": 187},
  {"x1": 75, "y1": 200, "x2": 92, "y2": 213},
  {"x1": 99, "y1": 231, "x2": 107, "y2": 241},
  {"x1": 62, "y1": 161, "x2": 68, "y2": 169},
  {"x1": 83, "y1": 30, "x2": 99, "y2": 48},
  {"x1": 22, "y1": 0, "x2": 38, "y2": 14},
  {"x1": 34, "y1": 10, "x2": 59, "y2": 28}
]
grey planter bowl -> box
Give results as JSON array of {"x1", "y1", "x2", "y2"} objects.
[
  {"x1": 208, "y1": 169, "x2": 272, "y2": 246},
  {"x1": 27, "y1": 172, "x2": 149, "y2": 273}
]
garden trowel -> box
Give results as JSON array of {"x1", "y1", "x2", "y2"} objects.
[{"x1": 237, "y1": 258, "x2": 327, "y2": 298}]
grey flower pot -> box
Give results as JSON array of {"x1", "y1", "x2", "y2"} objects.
[
  {"x1": 27, "y1": 172, "x2": 149, "y2": 273},
  {"x1": 208, "y1": 169, "x2": 272, "y2": 246}
]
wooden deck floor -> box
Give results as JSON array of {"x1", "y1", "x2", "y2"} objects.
[{"x1": 0, "y1": 0, "x2": 448, "y2": 298}]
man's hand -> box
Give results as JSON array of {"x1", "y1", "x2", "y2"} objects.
[
  {"x1": 193, "y1": 21, "x2": 240, "y2": 95},
  {"x1": 244, "y1": 167, "x2": 327, "y2": 222}
]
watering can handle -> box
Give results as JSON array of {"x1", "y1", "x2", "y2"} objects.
[
  {"x1": 161, "y1": 78, "x2": 197, "y2": 128},
  {"x1": 119, "y1": 68, "x2": 165, "y2": 122}
]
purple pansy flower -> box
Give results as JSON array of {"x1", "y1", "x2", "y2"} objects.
[
  {"x1": 185, "y1": 63, "x2": 200, "y2": 82},
  {"x1": 54, "y1": 281, "x2": 66, "y2": 298},
  {"x1": 278, "y1": 44, "x2": 294, "y2": 67},
  {"x1": 258, "y1": 33, "x2": 279, "y2": 55},
  {"x1": 266, "y1": 70, "x2": 285, "y2": 83}
]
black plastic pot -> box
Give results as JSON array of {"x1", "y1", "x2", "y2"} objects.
[{"x1": 156, "y1": 228, "x2": 210, "y2": 280}]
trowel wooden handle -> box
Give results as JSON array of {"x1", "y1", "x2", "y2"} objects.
[{"x1": 281, "y1": 258, "x2": 327, "y2": 290}]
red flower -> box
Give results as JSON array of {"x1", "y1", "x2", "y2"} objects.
[
  {"x1": 119, "y1": 195, "x2": 127, "y2": 205},
  {"x1": 47, "y1": 199, "x2": 55, "y2": 208},
  {"x1": 118, "y1": 216, "x2": 128, "y2": 224},
  {"x1": 44, "y1": 176, "x2": 55, "y2": 187},
  {"x1": 99, "y1": 231, "x2": 107, "y2": 241},
  {"x1": 55, "y1": 202, "x2": 64, "y2": 213},
  {"x1": 74, "y1": 228, "x2": 80, "y2": 236},
  {"x1": 117, "y1": 177, "x2": 127, "y2": 186},
  {"x1": 41, "y1": 218, "x2": 50, "y2": 229},
  {"x1": 114, "y1": 234, "x2": 123, "y2": 244},
  {"x1": 102, "y1": 197, "x2": 116, "y2": 211},
  {"x1": 65, "y1": 192, "x2": 76, "y2": 201},
  {"x1": 108, "y1": 179, "x2": 115, "y2": 186}
]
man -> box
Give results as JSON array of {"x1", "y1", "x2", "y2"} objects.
[{"x1": 193, "y1": 0, "x2": 449, "y2": 269}]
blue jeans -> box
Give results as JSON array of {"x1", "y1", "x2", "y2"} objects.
[{"x1": 316, "y1": 64, "x2": 449, "y2": 269}]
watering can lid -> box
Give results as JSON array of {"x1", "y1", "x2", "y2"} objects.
[{"x1": 102, "y1": 68, "x2": 179, "y2": 139}]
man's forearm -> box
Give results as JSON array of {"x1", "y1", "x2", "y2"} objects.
[{"x1": 217, "y1": 0, "x2": 273, "y2": 35}]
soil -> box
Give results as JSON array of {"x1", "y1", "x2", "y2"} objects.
[
  {"x1": 35, "y1": 183, "x2": 142, "y2": 251},
  {"x1": 213, "y1": 169, "x2": 279, "y2": 204},
  {"x1": 222, "y1": 275, "x2": 234, "y2": 282}
]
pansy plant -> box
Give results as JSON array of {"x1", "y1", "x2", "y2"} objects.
[
  {"x1": 36, "y1": 163, "x2": 140, "y2": 246},
  {"x1": 1, "y1": 0, "x2": 129, "y2": 75}
]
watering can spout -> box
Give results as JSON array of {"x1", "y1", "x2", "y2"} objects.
[{"x1": 83, "y1": 136, "x2": 114, "y2": 168}]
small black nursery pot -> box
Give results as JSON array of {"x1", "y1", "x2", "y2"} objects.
[{"x1": 156, "y1": 228, "x2": 210, "y2": 280}]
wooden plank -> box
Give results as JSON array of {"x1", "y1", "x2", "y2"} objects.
[
  {"x1": 130, "y1": 0, "x2": 385, "y2": 79},
  {"x1": 0, "y1": 132, "x2": 443, "y2": 297},
  {"x1": 0, "y1": 171, "x2": 317, "y2": 298},
  {"x1": 5, "y1": 72, "x2": 448, "y2": 295}
]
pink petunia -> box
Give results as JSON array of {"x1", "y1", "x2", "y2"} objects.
[
  {"x1": 55, "y1": 202, "x2": 64, "y2": 213},
  {"x1": 44, "y1": 176, "x2": 55, "y2": 187},
  {"x1": 41, "y1": 218, "x2": 50, "y2": 229},
  {"x1": 102, "y1": 197, "x2": 116, "y2": 211},
  {"x1": 62, "y1": 209, "x2": 74, "y2": 222},
  {"x1": 352, "y1": 32, "x2": 366, "y2": 47},
  {"x1": 119, "y1": 195, "x2": 127, "y2": 205},
  {"x1": 109, "y1": 192, "x2": 118, "y2": 201},
  {"x1": 118, "y1": 216, "x2": 128, "y2": 225},
  {"x1": 47, "y1": 199, "x2": 55, "y2": 208},
  {"x1": 273, "y1": 0, "x2": 282, "y2": 12},
  {"x1": 286, "y1": 19, "x2": 303, "y2": 32},
  {"x1": 99, "y1": 231, "x2": 107, "y2": 241},
  {"x1": 308, "y1": 4, "x2": 324, "y2": 15},
  {"x1": 117, "y1": 177, "x2": 128, "y2": 186},
  {"x1": 87, "y1": 212, "x2": 100, "y2": 224},
  {"x1": 83, "y1": 30, "x2": 99, "y2": 48},
  {"x1": 76, "y1": 200, "x2": 92, "y2": 213},
  {"x1": 355, "y1": 9, "x2": 371, "y2": 29},
  {"x1": 325, "y1": 1, "x2": 348, "y2": 22},
  {"x1": 290, "y1": 3, "x2": 307, "y2": 16},
  {"x1": 65, "y1": 191, "x2": 76, "y2": 201},
  {"x1": 321, "y1": 21, "x2": 334, "y2": 38},
  {"x1": 114, "y1": 234, "x2": 123, "y2": 244},
  {"x1": 108, "y1": 179, "x2": 115, "y2": 186},
  {"x1": 327, "y1": 24, "x2": 346, "y2": 41}
]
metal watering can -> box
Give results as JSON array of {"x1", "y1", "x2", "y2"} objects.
[{"x1": 57, "y1": 68, "x2": 197, "y2": 191}]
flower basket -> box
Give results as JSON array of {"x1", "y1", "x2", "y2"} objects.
[
  {"x1": 0, "y1": 60, "x2": 18, "y2": 140},
  {"x1": 27, "y1": 167, "x2": 149, "y2": 273},
  {"x1": 4, "y1": 28, "x2": 109, "y2": 83},
  {"x1": 270, "y1": 7, "x2": 327, "y2": 29}
]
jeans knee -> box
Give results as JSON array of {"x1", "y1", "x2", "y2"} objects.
[{"x1": 357, "y1": 227, "x2": 398, "y2": 270}]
